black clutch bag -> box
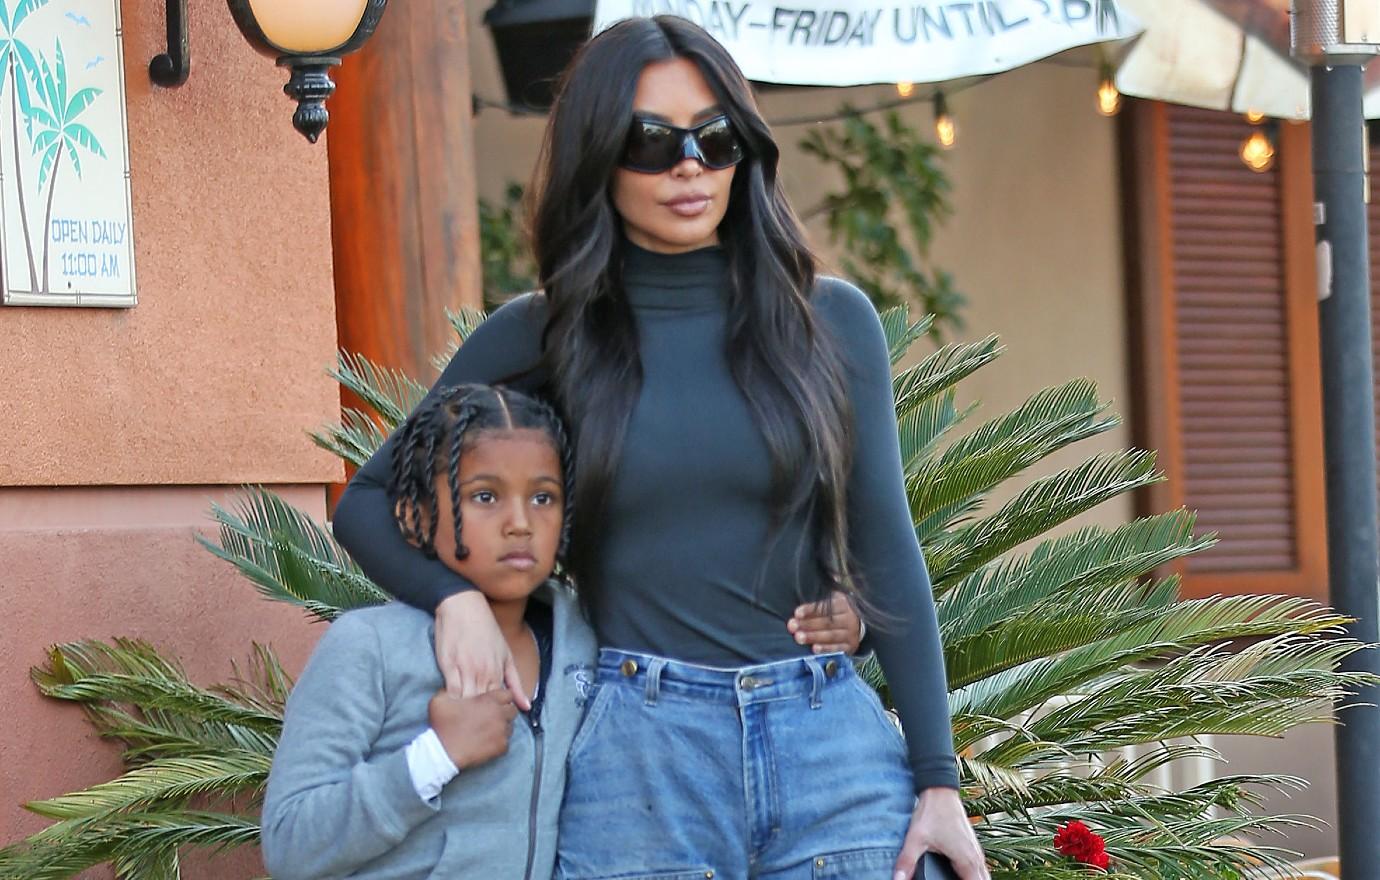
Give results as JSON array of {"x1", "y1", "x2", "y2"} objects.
[{"x1": 919, "y1": 852, "x2": 960, "y2": 880}]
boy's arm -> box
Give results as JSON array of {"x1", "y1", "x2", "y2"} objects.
[{"x1": 261, "y1": 614, "x2": 439, "y2": 880}]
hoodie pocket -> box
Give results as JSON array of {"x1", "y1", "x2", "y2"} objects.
[{"x1": 425, "y1": 827, "x2": 499, "y2": 879}]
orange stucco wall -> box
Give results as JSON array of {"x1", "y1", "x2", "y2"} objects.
[
  {"x1": 1, "y1": 0, "x2": 341, "y2": 487},
  {"x1": 0, "y1": 0, "x2": 346, "y2": 874}
]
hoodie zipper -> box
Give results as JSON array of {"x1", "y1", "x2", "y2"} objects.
[{"x1": 521, "y1": 709, "x2": 544, "y2": 880}]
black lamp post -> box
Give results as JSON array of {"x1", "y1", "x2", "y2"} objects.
[{"x1": 225, "y1": 0, "x2": 390, "y2": 143}]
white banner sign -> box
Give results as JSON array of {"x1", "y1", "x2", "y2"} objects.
[
  {"x1": 1, "y1": 0, "x2": 135, "y2": 307},
  {"x1": 594, "y1": 0, "x2": 1142, "y2": 86}
]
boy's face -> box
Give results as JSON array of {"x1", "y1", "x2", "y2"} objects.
[{"x1": 432, "y1": 429, "x2": 564, "y2": 603}]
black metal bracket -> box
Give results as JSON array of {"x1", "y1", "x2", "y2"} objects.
[{"x1": 149, "y1": 0, "x2": 189, "y2": 87}]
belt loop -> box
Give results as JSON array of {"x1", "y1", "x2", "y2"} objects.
[
  {"x1": 807, "y1": 657, "x2": 825, "y2": 709},
  {"x1": 644, "y1": 658, "x2": 666, "y2": 706}
]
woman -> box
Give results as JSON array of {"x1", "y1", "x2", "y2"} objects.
[{"x1": 333, "y1": 15, "x2": 986, "y2": 880}]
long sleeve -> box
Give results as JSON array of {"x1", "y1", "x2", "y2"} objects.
[
  {"x1": 817, "y1": 278, "x2": 960, "y2": 792},
  {"x1": 260, "y1": 614, "x2": 439, "y2": 880},
  {"x1": 332, "y1": 294, "x2": 548, "y2": 612}
]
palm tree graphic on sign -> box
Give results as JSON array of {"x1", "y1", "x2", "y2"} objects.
[
  {"x1": 18, "y1": 36, "x2": 106, "y2": 293},
  {"x1": 0, "y1": 0, "x2": 52, "y2": 293}
]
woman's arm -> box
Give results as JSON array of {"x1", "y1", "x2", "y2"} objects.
[
  {"x1": 817, "y1": 280, "x2": 988, "y2": 880},
  {"x1": 260, "y1": 614, "x2": 437, "y2": 880},
  {"x1": 818, "y1": 278, "x2": 959, "y2": 791},
  {"x1": 332, "y1": 293, "x2": 548, "y2": 612}
]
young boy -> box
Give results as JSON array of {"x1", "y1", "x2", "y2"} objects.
[{"x1": 260, "y1": 384, "x2": 862, "y2": 879}]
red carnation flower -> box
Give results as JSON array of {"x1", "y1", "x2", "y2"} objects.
[{"x1": 1054, "y1": 821, "x2": 1109, "y2": 871}]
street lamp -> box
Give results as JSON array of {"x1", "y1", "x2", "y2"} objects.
[
  {"x1": 226, "y1": 0, "x2": 391, "y2": 143},
  {"x1": 1290, "y1": 3, "x2": 1380, "y2": 877}
]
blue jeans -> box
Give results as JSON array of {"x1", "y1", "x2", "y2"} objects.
[{"x1": 555, "y1": 649, "x2": 917, "y2": 880}]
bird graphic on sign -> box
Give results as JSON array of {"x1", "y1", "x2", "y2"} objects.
[
  {"x1": 65, "y1": 11, "x2": 92, "y2": 26},
  {"x1": 85, "y1": 55, "x2": 105, "y2": 70}
]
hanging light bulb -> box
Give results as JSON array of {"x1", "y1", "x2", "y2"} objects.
[
  {"x1": 1096, "y1": 63, "x2": 1121, "y2": 117},
  {"x1": 1245, "y1": 108, "x2": 1266, "y2": 124},
  {"x1": 896, "y1": 81, "x2": 915, "y2": 98},
  {"x1": 934, "y1": 92, "x2": 956, "y2": 149},
  {"x1": 1240, "y1": 128, "x2": 1276, "y2": 172}
]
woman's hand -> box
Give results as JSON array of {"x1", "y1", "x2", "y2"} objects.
[
  {"x1": 434, "y1": 591, "x2": 531, "y2": 709},
  {"x1": 893, "y1": 788, "x2": 989, "y2": 880},
  {"x1": 787, "y1": 591, "x2": 864, "y2": 654}
]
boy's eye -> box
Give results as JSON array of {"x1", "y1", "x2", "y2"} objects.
[{"x1": 471, "y1": 490, "x2": 496, "y2": 504}]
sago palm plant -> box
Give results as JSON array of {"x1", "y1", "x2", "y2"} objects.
[{"x1": 0, "y1": 307, "x2": 1368, "y2": 879}]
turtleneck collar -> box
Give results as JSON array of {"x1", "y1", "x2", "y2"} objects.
[{"x1": 621, "y1": 240, "x2": 730, "y2": 311}]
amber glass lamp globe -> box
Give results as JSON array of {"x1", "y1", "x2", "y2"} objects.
[{"x1": 227, "y1": 0, "x2": 388, "y2": 142}]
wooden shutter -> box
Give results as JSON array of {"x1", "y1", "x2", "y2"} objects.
[{"x1": 1122, "y1": 101, "x2": 1327, "y2": 598}]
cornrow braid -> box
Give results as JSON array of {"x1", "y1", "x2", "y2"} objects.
[{"x1": 384, "y1": 383, "x2": 574, "y2": 567}]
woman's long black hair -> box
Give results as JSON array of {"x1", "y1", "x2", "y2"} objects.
[{"x1": 528, "y1": 15, "x2": 858, "y2": 609}]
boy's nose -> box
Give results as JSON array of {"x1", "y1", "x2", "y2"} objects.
[{"x1": 505, "y1": 502, "x2": 532, "y2": 535}]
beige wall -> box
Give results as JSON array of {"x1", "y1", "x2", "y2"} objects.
[{"x1": 0, "y1": 1, "x2": 341, "y2": 873}]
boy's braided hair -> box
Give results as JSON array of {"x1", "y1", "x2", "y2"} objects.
[{"x1": 387, "y1": 383, "x2": 573, "y2": 564}]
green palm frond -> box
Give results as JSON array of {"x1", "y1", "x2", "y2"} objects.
[
  {"x1": 24, "y1": 752, "x2": 269, "y2": 823},
  {"x1": 897, "y1": 390, "x2": 970, "y2": 475},
  {"x1": 910, "y1": 380, "x2": 1119, "y2": 541},
  {"x1": 877, "y1": 305, "x2": 933, "y2": 366},
  {"x1": 330, "y1": 351, "x2": 428, "y2": 429},
  {"x1": 925, "y1": 450, "x2": 1163, "y2": 589},
  {"x1": 893, "y1": 334, "x2": 1002, "y2": 417},
  {"x1": 431, "y1": 306, "x2": 490, "y2": 372},
  {"x1": 310, "y1": 406, "x2": 388, "y2": 467},
  {"x1": 199, "y1": 486, "x2": 387, "y2": 621}
]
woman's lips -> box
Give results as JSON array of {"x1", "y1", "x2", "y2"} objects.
[{"x1": 664, "y1": 195, "x2": 710, "y2": 217}]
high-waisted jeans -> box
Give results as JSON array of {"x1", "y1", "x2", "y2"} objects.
[{"x1": 555, "y1": 648, "x2": 917, "y2": 880}]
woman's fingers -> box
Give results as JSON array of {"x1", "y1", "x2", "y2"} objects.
[
  {"x1": 892, "y1": 823, "x2": 928, "y2": 880},
  {"x1": 899, "y1": 789, "x2": 990, "y2": 880},
  {"x1": 435, "y1": 590, "x2": 511, "y2": 698},
  {"x1": 504, "y1": 655, "x2": 532, "y2": 711}
]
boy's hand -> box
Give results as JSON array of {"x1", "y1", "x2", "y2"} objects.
[
  {"x1": 788, "y1": 591, "x2": 864, "y2": 655},
  {"x1": 428, "y1": 688, "x2": 518, "y2": 771}
]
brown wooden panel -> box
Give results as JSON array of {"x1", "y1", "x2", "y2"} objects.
[
  {"x1": 1166, "y1": 105, "x2": 1298, "y2": 576},
  {"x1": 1121, "y1": 102, "x2": 1328, "y2": 599}
]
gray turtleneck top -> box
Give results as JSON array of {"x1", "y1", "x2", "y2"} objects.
[{"x1": 332, "y1": 244, "x2": 959, "y2": 791}]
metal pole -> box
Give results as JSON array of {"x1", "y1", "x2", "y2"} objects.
[{"x1": 1309, "y1": 60, "x2": 1380, "y2": 880}]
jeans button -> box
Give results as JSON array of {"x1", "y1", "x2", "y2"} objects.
[
  {"x1": 824, "y1": 659, "x2": 839, "y2": 678},
  {"x1": 620, "y1": 659, "x2": 638, "y2": 677}
]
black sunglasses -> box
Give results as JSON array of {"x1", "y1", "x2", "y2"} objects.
[{"x1": 621, "y1": 115, "x2": 745, "y2": 174}]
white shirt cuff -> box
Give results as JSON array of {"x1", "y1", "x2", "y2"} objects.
[{"x1": 405, "y1": 727, "x2": 460, "y2": 803}]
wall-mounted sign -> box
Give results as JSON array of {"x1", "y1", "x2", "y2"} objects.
[{"x1": 1, "y1": 0, "x2": 134, "y2": 308}]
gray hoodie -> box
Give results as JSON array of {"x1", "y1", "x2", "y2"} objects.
[{"x1": 261, "y1": 583, "x2": 598, "y2": 880}]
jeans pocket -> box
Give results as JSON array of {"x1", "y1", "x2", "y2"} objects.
[
  {"x1": 565, "y1": 681, "x2": 617, "y2": 764},
  {"x1": 811, "y1": 847, "x2": 898, "y2": 879},
  {"x1": 848, "y1": 677, "x2": 909, "y2": 757},
  {"x1": 557, "y1": 870, "x2": 715, "y2": 880}
]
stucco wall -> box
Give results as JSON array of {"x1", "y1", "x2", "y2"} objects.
[
  {"x1": 0, "y1": 0, "x2": 341, "y2": 488},
  {"x1": 1, "y1": 1, "x2": 342, "y2": 873}
]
